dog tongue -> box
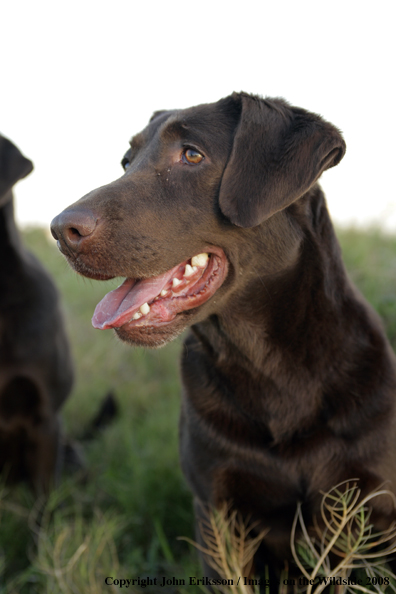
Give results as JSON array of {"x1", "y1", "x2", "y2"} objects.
[{"x1": 92, "y1": 264, "x2": 181, "y2": 329}]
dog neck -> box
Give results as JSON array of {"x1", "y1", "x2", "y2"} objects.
[
  {"x1": 0, "y1": 196, "x2": 24, "y2": 288},
  {"x1": 194, "y1": 187, "x2": 346, "y2": 367},
  {"x1": 0, "y1": 194, "x2": 22, "y2": 247}
]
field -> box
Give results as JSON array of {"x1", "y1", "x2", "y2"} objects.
[{"x1": 1, "y1": 226, "x2": 396, "y2": 593}]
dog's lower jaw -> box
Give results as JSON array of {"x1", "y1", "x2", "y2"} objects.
[
  {"x1": 113, "y1": 292, "x2": 230, "y2": 349},
  {"x1": 114, "y1": 317, "x2": 189, "y2": 348}
]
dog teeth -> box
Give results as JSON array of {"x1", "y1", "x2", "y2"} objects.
[
  {"x1": 160, "y1": 289, "x2": 168, "y2": 297},
  {"x1": 191, "y1": 253, "x2": 209, "y2": 267},
  {"x1": 184, "y1": 264, "x2": 195, "y2": 277},
  {"x1": 132, "y1": 312, "x2": 142, "y2": 320},
  {"x1": 140, "y1": 302, "x2": 150, "y2": 315},
  {"x1": 172, "y1": 278, "x2": 182, "y2": 288}
]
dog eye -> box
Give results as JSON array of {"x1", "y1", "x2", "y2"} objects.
[
  {"x1": 121, "y1": 158, "x2": 130, "y2": 170},
  {"x1": 182, "y1": 148, "x2": 204, "y2": 165}
]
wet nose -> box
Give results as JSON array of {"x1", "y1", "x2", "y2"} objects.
[{"x1": 50, "y1": 209, "x2": 98, "y2": 253}]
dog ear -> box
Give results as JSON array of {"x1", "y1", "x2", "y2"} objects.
[
  {"x1": 0, "y1": 135, "x2": 33, "y2": 200},
  {"x1": 219, "y1": 94, "x2": 346, "y2": 227}
]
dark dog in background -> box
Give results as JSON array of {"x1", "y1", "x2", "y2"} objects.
[
  {"x1": 0, "y1": 135, "x2": 74, "y2": 492},
  {"x1": 51, "y1": 92, "x2": 396, "y2": 578}
]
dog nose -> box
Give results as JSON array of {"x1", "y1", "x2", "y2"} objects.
[{"x1": 50, "y1": 209, "x2": 98, "y2": 252}]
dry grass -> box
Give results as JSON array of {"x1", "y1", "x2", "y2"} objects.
[
  {"x1": 180, "y1": 502, "x2": 269, "y2": 593},
  {"x1": 181, "y1": 482, "x2": 396, "y2": 594},
  {"x1": 292, "y1": 481, "x2": 396, "y2": 593}
]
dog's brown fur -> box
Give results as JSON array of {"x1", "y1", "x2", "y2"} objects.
[
  {"x1": 51, "y1": 93, "x2": 396, "y2": 577},
  {"x1": 0, "y1": 135, "x2": 73, "y2": 491}
]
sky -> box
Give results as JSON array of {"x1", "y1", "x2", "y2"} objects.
[{"x1": 1, "y1": 0, "x2": 395, "y2": 231}]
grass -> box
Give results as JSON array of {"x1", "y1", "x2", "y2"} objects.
[
  {"x1": 336, "y1": 228, "x2": 396, "y2": 347},
  {"x1": 1, "y1": 225, "x2": 396, "y2": 593},
  {"x1": 179, "y1": 503, "x2": 269, "y2": 594},
  {"x1": 180, "y1": 482, "x2": 396, "y2": 594},
  {"x1": 292, "y1": 481, "x2": 396, "y2": 593}
]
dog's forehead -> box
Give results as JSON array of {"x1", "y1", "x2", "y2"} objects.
[
  {"x1": 129, "y1": 99, "x2": 238, "y2": 152},
  {"x1": 128, "y1": 110, "x2": 175, "y2": 149},
  {"x1": 162, "y1": 102, "x2": 231, "y2": 135}
]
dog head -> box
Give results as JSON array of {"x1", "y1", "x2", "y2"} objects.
[
  {"x1": 0, "y1": 135, "x2": 33, "y2": 208},
  {"x1": 51, "y1": 93, "x2": 345, "y2": 347}
]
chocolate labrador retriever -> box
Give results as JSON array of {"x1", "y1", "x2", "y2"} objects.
[
  {"x1": 0, "y1": 135, "x2": 73, "y2": 492},
  {"x1": 51, "y1": 92, "x2": 396, "y2": 578}
]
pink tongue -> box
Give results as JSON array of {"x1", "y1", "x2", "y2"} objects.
[{"x1": 92, "y1": 263, "x2": 181, "y2": 329}]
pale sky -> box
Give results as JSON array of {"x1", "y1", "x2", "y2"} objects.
[{"x1": 1, "y1": 0, "x2": 395, "y2": 230}]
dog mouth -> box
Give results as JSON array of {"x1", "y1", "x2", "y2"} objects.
[{"x1": 92, "y1": 248, "x2": 228, "y2": 331}]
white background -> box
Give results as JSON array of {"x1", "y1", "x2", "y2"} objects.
[{"x1": 1, "y1": 0, "x2": 395, "y2": 230}]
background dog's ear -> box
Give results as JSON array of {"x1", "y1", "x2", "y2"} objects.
[
  {"x1": 219, "y1": 94, "x2": 346, "y2": 228},
  {"x1": 0, "y1": 135, "x2": 33, "y2": 200}
]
